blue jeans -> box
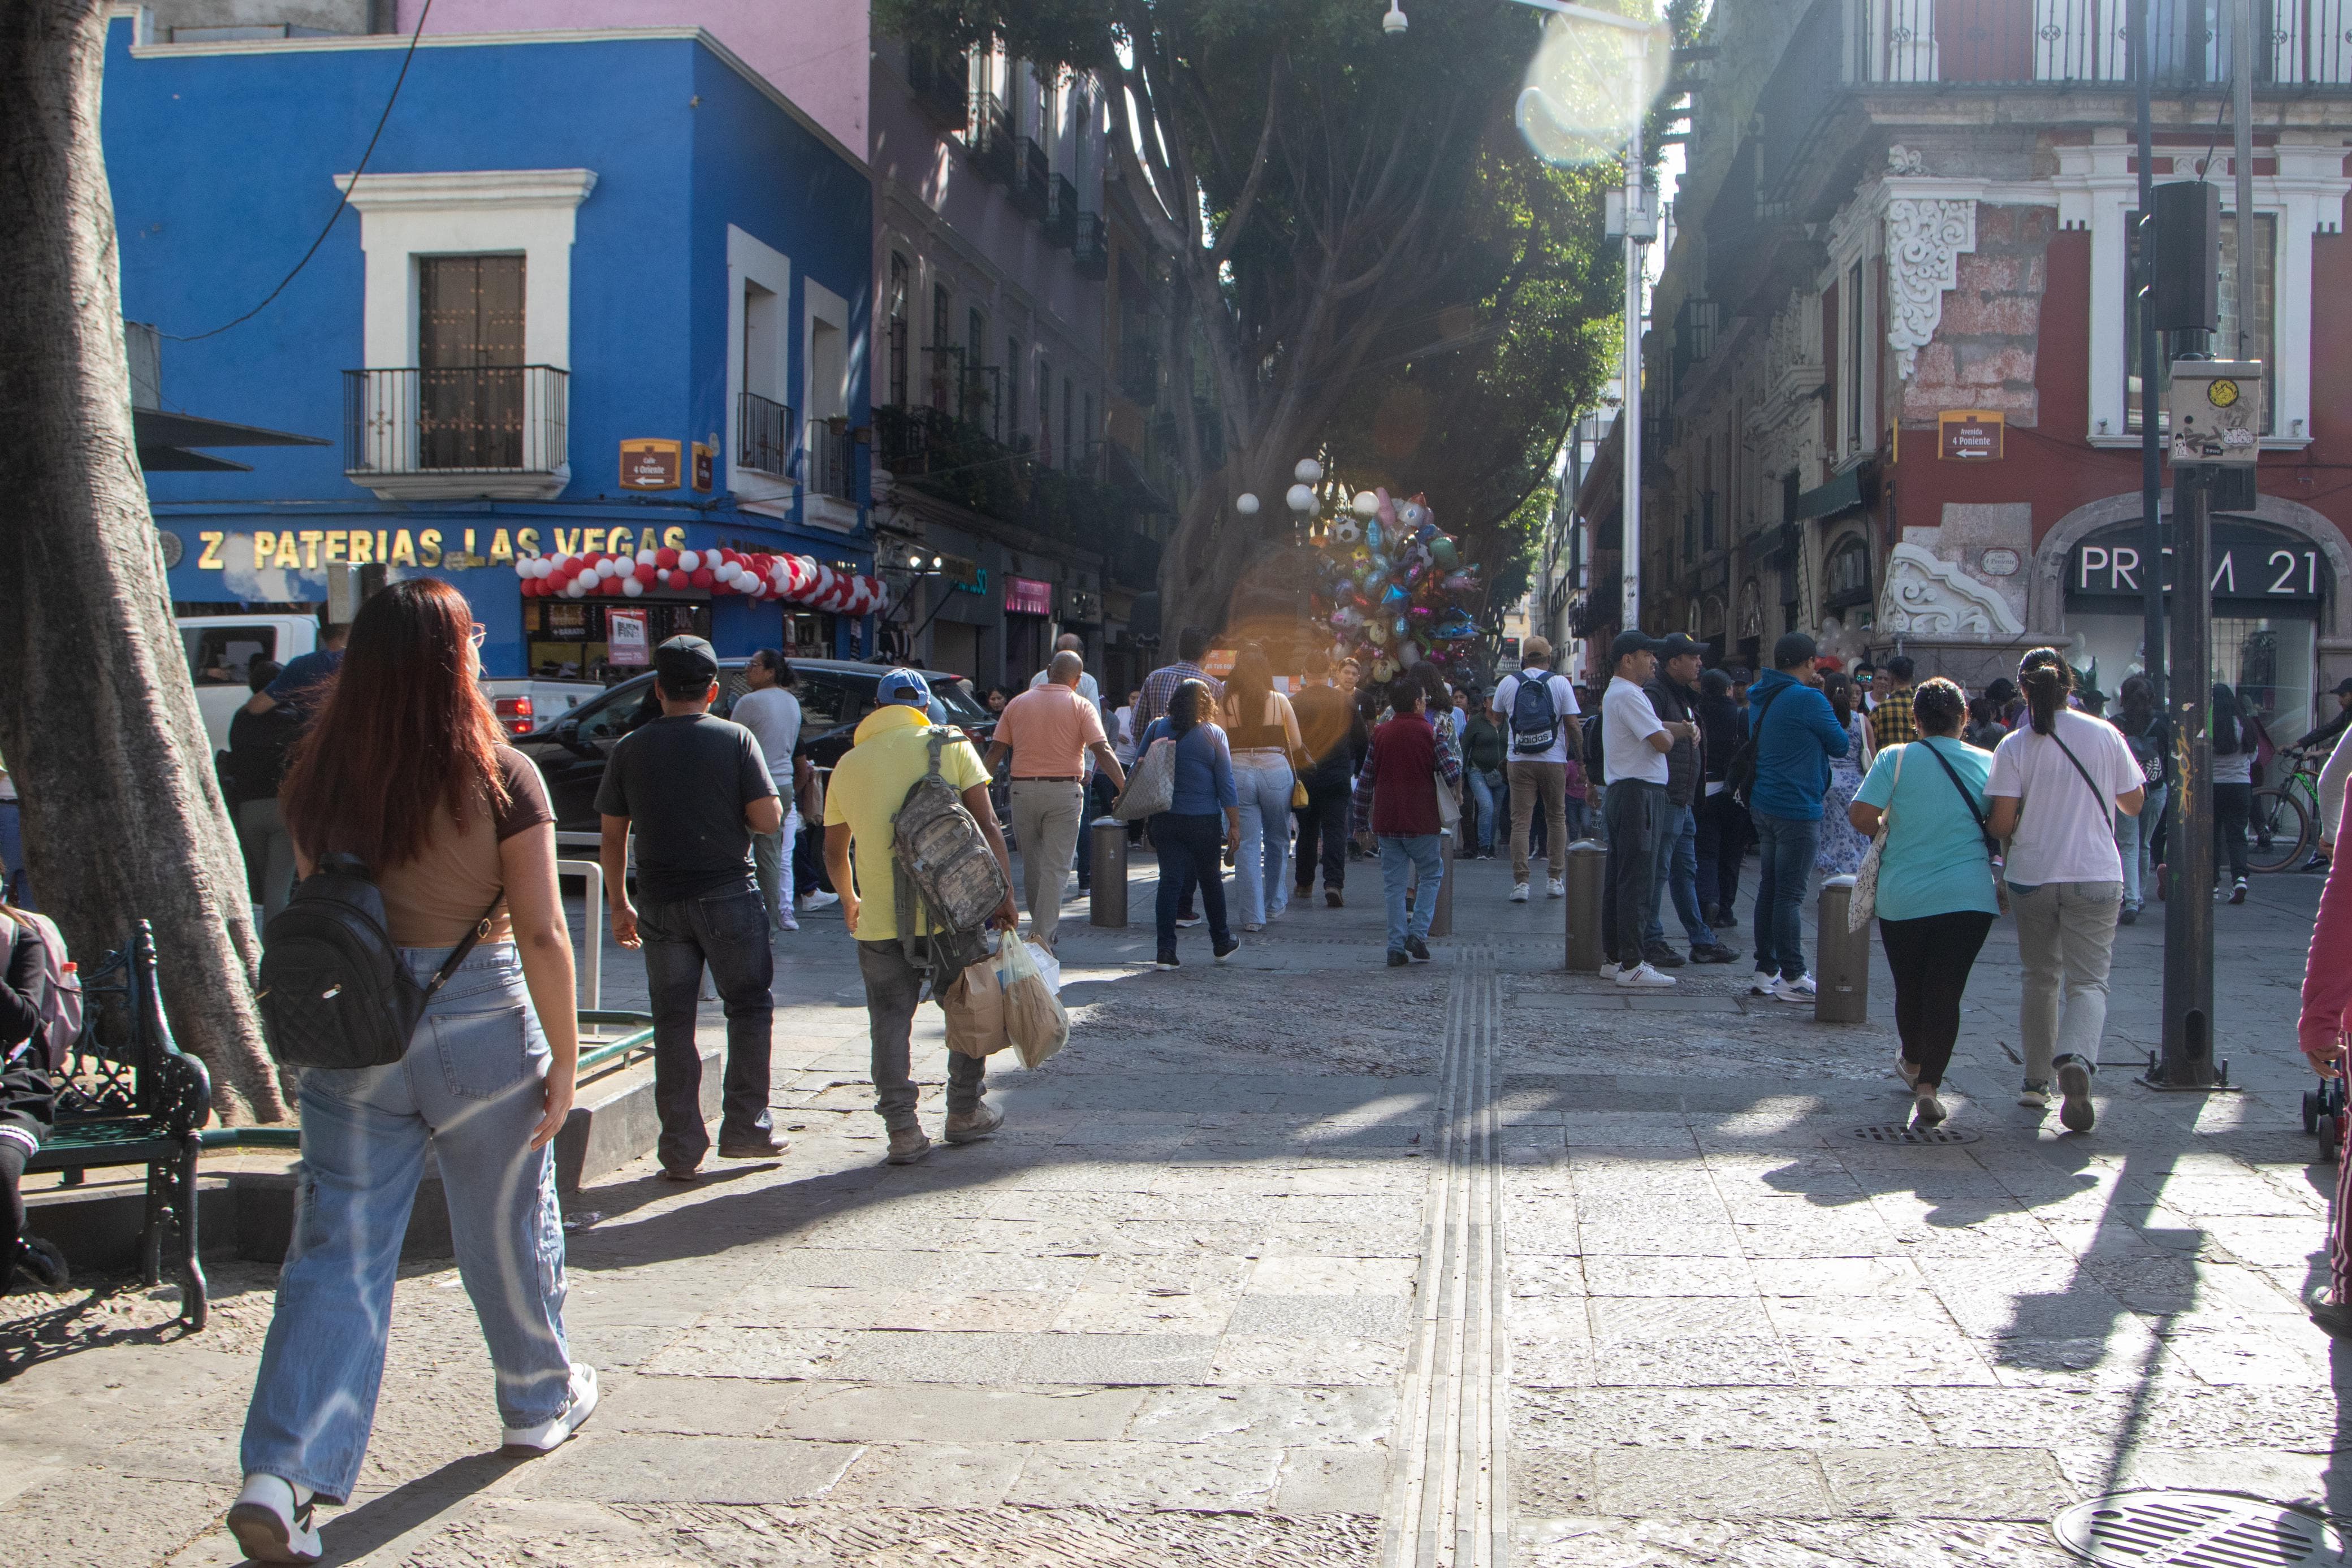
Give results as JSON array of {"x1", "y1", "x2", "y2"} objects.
[
  {"x1": 1645, "y1": 801, "x2": 1715, "y2": 948},
  {"x1": 1751, "y1": 811, "x2": 1821, "y2": 981},
  {"x1": 1467, "y1": 768, "x2": 1503, "y2": 854},
  {"x1": 240, "y1": 946, "x2": 572, "y2": 1502},
  {"x1": 1231, "y1": 751, "x2": 1295, "y2": 926},
  {"x1": 1379, "y1": 833, "x2": 1445, "y2": 952},
  {"x1": 637, "y1": 882, "x2": 775, "y2": 1171},
  {"x1": 2115, "y1": 785, "x2": 2164, "y2": 908},
  {"x1": 1151, "y1": 812, "x2": 1231, "y2": 952}
]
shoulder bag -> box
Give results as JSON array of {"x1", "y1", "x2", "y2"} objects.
[
  {"x1": 1113, "y1": 734, "x2": 1177, "y2": 820},
  {"x1": 1847, "y1": 744, "x2": 1903, "y2": 932}
]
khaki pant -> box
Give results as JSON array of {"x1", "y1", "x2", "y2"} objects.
[
  {"x1": 2008, "y1": 879, "x2": 2121, "y2": 1084},
  {"x1": 1506, "y1": 760, "x2": 1569, "y2": 886},
  {"x1": 1010, "y1": 779, "x2": 1085, "y2": 948}
]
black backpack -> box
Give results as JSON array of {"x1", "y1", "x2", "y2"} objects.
[
  {"x1": 1581, "y1": 698, "x2": 1606, "y2": 779},
  {"x1": 1510, "y1": 673, "x2": 1562, "y2": 755},
  {"x1": 1722, "y1": 687, "x2": 1785, "y2": 809},
  {"x1": 258, "y1": 853, "x2": 498, "y2": 1070}
]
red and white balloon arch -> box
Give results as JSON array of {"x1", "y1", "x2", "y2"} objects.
[{"x1": 513, "y1": 548, "x2": 885, "y2": 617}]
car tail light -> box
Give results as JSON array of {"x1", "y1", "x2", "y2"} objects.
[{"x1": 495, "y1": 695, "x2": 534, "y2": 735}]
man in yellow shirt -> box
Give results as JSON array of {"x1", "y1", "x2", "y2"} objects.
[{"x1": 824, "y1": 670, "x2": 1017, "y2": 1165}]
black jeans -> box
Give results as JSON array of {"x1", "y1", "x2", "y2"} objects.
[
  {"x1": 793, "y1": 815, "x2": 828, "y2": 898},
  {"x1": 1294, "y1": 778, "x2": 1351, "y2": 891},
  {"x1": 1877, "y1": 909, "x2": 1996, "y2": 1088},
  {"x1": 1693, "y1": 789, "x2": 1746, "y2": 916},
  {"x1": 1150, "y1": 811, "x2": 1230, "y2": 952},
  {"x1": 1599, "y1": 780, "x2": 1664, "y2": 968},
  {"x1": 857, "y1": 939, "x2": 986, "y2": 1129},
  {"x1": 637, "y1": 882, "x2": 775, "y2": 1169},
  {"x1": 2214, "y1": 781, "x2": 2252, "y2": 882}
]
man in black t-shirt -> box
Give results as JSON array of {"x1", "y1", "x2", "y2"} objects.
[{"x1": 598, "y1": 636, "x2": 785, "y2": 1178}]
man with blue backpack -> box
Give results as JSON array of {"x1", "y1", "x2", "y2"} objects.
[
  {"x1": 1738, "y1": 631, "x2": 1850, "y2": 1003},
  {"x1": 1490, "y1": 636, "x2": 1584, "y2": 904}
]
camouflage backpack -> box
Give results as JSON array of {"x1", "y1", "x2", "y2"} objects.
[{"x1": 891, "y1": 728, "x2": 1008, "y2": 986}]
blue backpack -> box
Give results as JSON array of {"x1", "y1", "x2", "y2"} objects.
[{"x1": 1510, "y1": 674, "x2": 1561, "y2": 755}]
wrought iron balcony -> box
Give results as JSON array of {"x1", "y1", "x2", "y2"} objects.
[
  {"x1": 1013, "y1": 137, "x2": 1050, "y2": 218},
  {"x1": 1045, "y1": 174, "x2": 1079, "y2": 248},
  {"x1": 343, "y1": 365, "x2": 567, "y2": 500},
  {"x1": 1073, "y1": 213, "x2": 1109, "y2": 279},
  {"x1": 968, "y1": 96, "x2": 1015, "y2": 184},
  {"x1": 906, "y1": 44, "x2": 968, "y2": 129},
  {"x1": 1858, "y1": 0, "x2": 2352, "y2": 84},
  {"x1": 738, "y1": 390, "x2": 796, "y2": 480},
  {"x1": 801, "y1": 418, "x2": 857, "y2": 501}
]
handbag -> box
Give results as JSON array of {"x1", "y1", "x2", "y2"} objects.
[
  {"x1": 1112, "y1": 735, "x2": 1176, "y2": 820},
  {"x1": 1434, "y1": 769, "x2": 1462, "y2": 833},
  {"x1": 1847, "y1": 745, "x2": 1903, "y2": 932}
]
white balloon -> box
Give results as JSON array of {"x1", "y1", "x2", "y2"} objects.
[
  {"x1": 593, "y1": 558, "x2": 616, "y2": 579},
  {"x1": 677, "y1": 550, "x2": 702, "y2": 572},
  {"x1": 565, "y1": 577, "x2": 589, "y2": 598},
  {"x1": 1294, "y1": 458, "x2": 1324, "y2": 484},
  {"x1": 636, "y1": 548, "x2": 656, "y2": 566},
  {"x1": 1352, "y1": 491, "x2": 1381, "y2": 518},
  {"x1": 620, "y1": 575, "x2": 645, "y2": 597},
  {"x1": 1286, "y1": 483, "x2": 1317, "y2": 513},
  {"x1": 1235, "y1": 492, "x2": 1261, "y2": 516}
]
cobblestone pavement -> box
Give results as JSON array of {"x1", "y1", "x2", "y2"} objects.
[{"x1": 2, "y1": 847, "x2": 2346, "y2": 1566}]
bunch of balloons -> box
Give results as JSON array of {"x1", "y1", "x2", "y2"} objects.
[{"x1": 514, "y1": 548, "x2": 884, "y2": 614}]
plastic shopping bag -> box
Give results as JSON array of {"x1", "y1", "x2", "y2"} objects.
[
  {"x1": 998, "y1": 938, "x2": 1070, "y2": 1071},
  {"x1": 941, "y1": 951, "x2": 1012, "y2": 1059}
]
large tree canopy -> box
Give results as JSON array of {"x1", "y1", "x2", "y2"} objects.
[{"x1": 880, "y1": 0, "x2": 1623, "y2": 633}]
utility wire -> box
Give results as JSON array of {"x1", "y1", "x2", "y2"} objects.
[{"x1": 163, "y1": 0, "x2": 434, "y2": 341}]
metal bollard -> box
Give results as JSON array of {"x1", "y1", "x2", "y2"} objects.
[
  {"x1": 1429, "y1": 829, "x2": 1456, "y2": 938},
  {"x1": 1814, "y1": 874, "x2": 1869, "y2": 1023},
  {"x1": 1562, "y1": 838, "x2": 1607, "y2": 972},
  {"x1": 1089, "y1": 817, "x2": 1129, "y2": 927}
]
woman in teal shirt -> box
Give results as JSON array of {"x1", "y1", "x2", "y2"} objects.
[{"x1": 1847, "y1": 678, "x2": 2001, "y2": 1128}]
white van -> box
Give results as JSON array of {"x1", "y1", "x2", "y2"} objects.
[{"x1": 179, "y1": 613, "x2": 601, "y2": 756}]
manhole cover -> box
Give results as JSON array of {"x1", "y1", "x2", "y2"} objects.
[
  {"x1": 1849, "y1": 1123, "x2": 1982, "y2": 1145},
  {"x1": 2053, "y1": 1491, "x2": 2344, "y2": 1566}
]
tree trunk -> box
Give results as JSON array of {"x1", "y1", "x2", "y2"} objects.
[{"x1": 0, "y1": 0, "x2": 287, "y2": 1121}]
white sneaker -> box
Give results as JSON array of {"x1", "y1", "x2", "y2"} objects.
[
  {"x1": 1896, "y1": 1055, "x2": 1921, "y2": 1089},
  {"x1": 776, "y1": 908, "x2": 799, "y2": 933},
  {"x1": 798, "y1": 890, "x2": 841, "y2": 911},
  {"x1": 1769, "y1": 977, "x2": 1811, "y2": 1004},
  {"x1": 1749, "y1": 971, "x2": 1776, "y2": 997},
  {"x1": 501, "y1": 1363, "x2": 599, "y2": 1453},
  {"x1": 1598, "y1": 961, "x2": 1622, "y2": 981},
  {"x1": 1510, "y1": 883, "x2": 1530, "y2": 903},
  {"x1": 1547, "y1": 878, "x2": 1566, "y2": 899},
  {"x1": 227, "y1": 1474, "x2": 321, "y2": 1563},
  {"x1": 1788, "y1": 973, "x2": 1817, "y2": 996},
  {"x1": 1615, "y1": 961, "x2": 1676, "y2": 989}
]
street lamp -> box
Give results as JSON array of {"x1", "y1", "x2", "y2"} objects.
[{"x1": 1383, "y1": 1, "x2": 1408, "y2": 34}]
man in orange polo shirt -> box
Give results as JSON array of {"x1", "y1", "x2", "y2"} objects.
[{"x1": 985, "y1": 651, "x2": 1126, "y2": 950}]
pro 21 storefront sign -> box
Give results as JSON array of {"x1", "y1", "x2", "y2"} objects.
[{"x1": 2068, "y1": 522, "x2": 2327, "y2": 603}]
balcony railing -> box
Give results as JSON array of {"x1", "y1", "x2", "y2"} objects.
[
  {"x1": 738, "y1": 390, "x2": 796, "y2": 479},
  {"x1": 343, "y1": 365, "x2": 567, "y2": 497},
  {"x1": 1045, "y1": 174, "x2": 1079, "y2": 248},
  {"x1": 969, "y1": 95, "x2": 1015, "y2": 183},
  {"x1": 1119, "y1": 335, "x2": 1160, "y2": 405},
  {"x1": 907, "y1": 44, "x2": 968, "y2": 129},
  {"x1": 1073, "y1": 213, "x2": 1109, "y2": 279},
  {"x1": 801, "y1": 418, "x2": 857, "y2": 501},
  {"x1": 1013, "y1": 137, "x2": 1050, "y2": 217},
  {"x1": 1860, "y1": 0, "x2": 2352, "y2": 84}
]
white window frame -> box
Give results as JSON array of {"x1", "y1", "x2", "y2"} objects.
[
  {"x1": 726, "y1": 224, "x2": 794, "y2": 512},
  {"x1": 1823, "y1": 199, "x2": 1880, "y2": 464},
  {"x1": 802, "y1": 276, "x2": 856, "y2": 532}
]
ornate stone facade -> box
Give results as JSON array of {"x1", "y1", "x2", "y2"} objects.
[
  {"x1": 1885, "y1": 198, "x2": 1976, "y2": 379},
  {"x1": 1878, "y1": 541, "x2": 2025, "y2": 638}
]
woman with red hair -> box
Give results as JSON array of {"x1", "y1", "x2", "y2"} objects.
[{"x1": 228, "y1": 581, "x2": 589, "y2": 1563}]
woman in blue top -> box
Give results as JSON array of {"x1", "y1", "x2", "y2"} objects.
[
  {"x1": 1847, "y1": 678, "x2": 2001, "y2": 1128},
  {"x1": 1138, "y1": 679, "x2": 1242, "y2": 969}
]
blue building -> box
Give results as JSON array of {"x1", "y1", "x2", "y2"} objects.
[{"x1": 103, "y1": 14, "x2": 875, "y2": 678}]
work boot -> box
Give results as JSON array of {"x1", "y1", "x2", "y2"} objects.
[
  {"x1": 945, "y1": 1101, "x2": 1005, "y2": 1145},
  {"x1": 886, "y1": 1125, "x2": 932, "y2": 1165}
]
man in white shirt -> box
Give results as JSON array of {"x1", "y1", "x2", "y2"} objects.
[
  {"x1": 1598, "y1": 631, "x2": 1695, "y2": 989},
  {"x1": 1489, "y1": 635, "x2": 1585, "y2": 902},
  {"x1": 732, "y1": 649, "x2": 804, "y2": 935}
]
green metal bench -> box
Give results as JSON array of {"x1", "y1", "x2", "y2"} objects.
[{"x1": 27, "y1": 921, "x2": 211, "y2": 1329}]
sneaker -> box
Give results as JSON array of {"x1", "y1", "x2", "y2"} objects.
[
  {"x1": 945, "y1": 1100, "x2": 1004, "y2": 1144},
  {"x1": 13, "y1": 1235, "x2": 68, "y2": 1292},
  {"x1": 501, "y1": 1363, "x2": 600, "y2": 1453},
  {"x1": 798, "y1": 890, "x2": 841, "y2": 911},
  {"x1": 1912, "y1": 1088, "x2": 1948, "y2": 1129},
  {"x1": 1242, "y1": 922, "x2": 1266, "y2": 933},
  {"x1": 777, "y1": 907, "x2": 799, "y2": 932},
  {"x1": 1768, "y1": 977, "x2": 1811, "y2": 1004},
  {"x1": 1788, "y1": 973, "x2": 1817, "y2": 996},
  {"x1": 886, "y1": 1125, "x2": 932, "y2": 1164},
  {"x1": 1895, "y1": 1055, "x2": 1921, "y2": 1089},
  {"x1": 1176, "y1": 913, "x2": 1204, "y2": 929},
  {"x1": 2118, "y1": 905, "x2": 2137, "y2": 926},
  {"x1": 1510, "y1": 883, "x2": 1530, "y2": 903},
  {"x1": 2229, "y1": 878, "x2": 2248, "y2": 905},
  {"x1": 1615, "y1": 961, "x2": 1676, "y2": 989},
  {"x1": 2018, "y1": 1080, "x2": 2051, "y2": 1110},
  {"x1": 2055, "y1": 1055, "x2": 2096, "y2": 1132},
  {"x1": 1641, "y1": 941, "x2": 1685, "y2": 969},
  {"x1": 1213, "y1": 934, "x2": 1241, "y2": 963},
  {"x1": 1598, "y1": 962, "x2": 1623, "y2": 981},
  {"x1": 1547, "y1": 878, "x2": 1566, "y2": 899},
  {"x1": 2307, "y1": 1288, "x2": 2352, "y2": 1337},
  {"x1": 1387, "y1": 949, "x2": 1411, "y2": 967},
  {"x1": 1692, "y1": 945, "x2": 1739, "y2": 965},
  {"x1": 1155, "y1": 950, "x2": 1181, "y2": 970},
  {"x1": 1326, "y1": 889, "x2": 1344, "y2": 908},
  {"x1": 1749, "y1": 971, "x2": 1776, "y2": 997},
  {"x1": 227, "y1": 1474, "x2": 322, "y2": 1563},
  {"x1": 1295, "y1": 884, "x2": 1313, "y2": 902},
  {"x1": 1405, "y1": 935, "x2": 1431, "y2": 963}
]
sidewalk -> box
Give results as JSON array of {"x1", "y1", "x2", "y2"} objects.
[{"x1": 0, "y1": 848, "x2": 2342, "y2": 1566}]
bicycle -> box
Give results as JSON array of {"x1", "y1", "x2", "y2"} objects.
[{"x1": 2247, "y1": 744, "x2": 2325, "y2": 874}]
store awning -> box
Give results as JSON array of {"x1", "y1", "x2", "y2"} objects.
[
  {"x1": 133, "y1": 406, "x2": 328, "y2": 474},
  {"x1": 1788, "y1": 462, "x2": 1877, "y2": 523}
]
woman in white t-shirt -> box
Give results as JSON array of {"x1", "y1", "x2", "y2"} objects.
[{"x1": 1985, "y1": 649, "x2": 2146, "y2": 1135}]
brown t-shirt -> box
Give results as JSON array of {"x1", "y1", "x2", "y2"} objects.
[{"x1": 377, "y1": 751, "x2": 554, "y2": 947}]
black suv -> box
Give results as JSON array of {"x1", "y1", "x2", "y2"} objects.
[{"x1": 516, "y1": 658, "x2": 995, "y2": 833}]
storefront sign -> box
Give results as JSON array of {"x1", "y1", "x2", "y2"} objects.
[
  {"x1": 1005, "y1": 575, "x2": 1054, "y2": 616},
  {"x1": 620, "y1": 439, "x2": 683, "y2": 490},
  {"x1": 691, "y1": 441, "x2": 715, "y2": 492},
  {"x1": 2069, "y1": 522, "x2": 2325, "y2": 601},
  {"x1": 607, "y1": 609, "x2": 650, "y2": 666},
  {"x1": 175, "y1": 524, "x2": 698, "y2": 575},
  {"x1": 1938, "y1": 410, "x2": 2005, "y2": 460}
]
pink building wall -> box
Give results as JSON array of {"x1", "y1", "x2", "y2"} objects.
[{"x1": 394, "y1": 0, "x2": 867, "y2": 157}]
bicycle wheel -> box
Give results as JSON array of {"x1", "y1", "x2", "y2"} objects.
[{"x1": 2246, "y1": 787, "x2": 2310, "y2": 873}]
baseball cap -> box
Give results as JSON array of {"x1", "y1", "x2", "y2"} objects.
[
  {"x1": 876, "y1": 668, "x2": 935, "y2": 708},
  {"x1": 1608, "y1": 630, "x2": 1666, "y2": 664},
  {"x1": 654, "y1": 634, "x2": 719, "y2": 688},
  {"x1": 1658, "y1": 632, "x2": 1706, "y2": 660},
  {"x1": 2333, "y1": 677, "x2": 2352, "y2": 696},
  {"x1": 1772, "y1": 631, "x2": 1819, "y2": 669}
]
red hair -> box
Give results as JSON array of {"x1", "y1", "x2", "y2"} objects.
[{"x1": 280, "y1": 578, "x2": 509, "y2": 869}]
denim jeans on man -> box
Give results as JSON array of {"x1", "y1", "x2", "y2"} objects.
[
  {"x1": 1467, "y1": 767, "x2": 1503, "y2": 855},
  {"x1": 1750, "y1": 811, "x2": 1820, "y2": 981},
  {"x1": 857, "y1": 939, "x2": 987, "y2": 1129},
  {"x1": 1643, "y1": 800, "x2": 1715, "y2": 949},
  {"x1": 240, "y1": 946, "x2": 572, "y2": 1503},
  {"x1": 2113, "y1": 785, "x2": 2164, "y2": 909},
  {"x1": 637, "y1": 883, "x2": 776, "y2": 1170},
  {"x1": 751, "y1": 828, "x2": 792, "y2": 933},
  {"x1": 1378, "y1": 833, "x2": 1445, "y2": 954},
  {"x1": 1230, "y1": 752, "x2": 1295, "y2": 926},
  {"x1": 2007, "y1": 880, "x2": 2121, "y2": 1084},
  {"x1": 1598, "y1": 780, "x2": 1664, "y2": 967}
]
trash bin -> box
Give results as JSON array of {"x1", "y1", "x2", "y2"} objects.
[
  {"x1": 1814, "y1": 874, "x2": 1868, "y2": 1023},
  {"x1": 1089, "y1": 817, "x2": 1128, "y2": 928},
  {"x1": 1429, "y1": 829, "x2": 1457, "y2": 938},
  {"x1": 1563, "y1": 838, "x2": 1607, "y2": 972}
]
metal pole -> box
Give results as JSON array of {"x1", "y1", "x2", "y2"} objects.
[
  {"x1": 2133, "y1": 0, "x2": 2167, "y2": 707},
  {"x1": 2157, "y1": 464, "x2": 2217, "y2": 1086},
  {"x1": 2233, "y1": 0, "x2": 2256, "y2": 365},
  {"x1": 557, "y1": 857, "x2": 604, "y2": 1012},
  {"x1": 1621, "y1": 33, "x2": 1645, "y2": 635}
]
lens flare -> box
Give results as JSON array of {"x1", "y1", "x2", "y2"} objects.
[{"x1": 1516, "y1": 7, "x2": 1669, "y2": 170}]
